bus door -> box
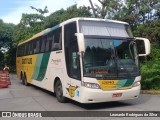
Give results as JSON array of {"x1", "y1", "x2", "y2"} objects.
[
  {"x1": 64, "y1": 22, "x2": 82, "y2": 100},
  {"x1": 68, "y1": 40, "x2": 81, "y2": 99}
]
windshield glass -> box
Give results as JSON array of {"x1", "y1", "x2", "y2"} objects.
[{"x1": 83, "y1": 38, "x2": 139, "y2": 79}]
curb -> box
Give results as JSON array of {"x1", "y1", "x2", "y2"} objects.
[{"x1": 141, "y1": 90, "x2": 160, "y2": 95}]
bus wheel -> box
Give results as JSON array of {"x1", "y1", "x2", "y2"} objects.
[
  {"x1": 22, "y1": 75, "x2": 25, "y2": 85},
  {"x1": 23, "y1": 75, "x2": 29, "y2": 86},
  {"x1": 55, "y1": 80, "x2": 66, "y2": 103}
]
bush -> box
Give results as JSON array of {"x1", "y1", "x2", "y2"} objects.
[{"x1": 140, "y1": 44, "x2": 160, "y2": 90}]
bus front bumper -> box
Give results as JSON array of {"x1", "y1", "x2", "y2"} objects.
[{"x1": 80, "y1": 86, "x2": 140, "y2": 103}]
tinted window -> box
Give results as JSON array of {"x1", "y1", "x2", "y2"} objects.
[
  {"x1": 36, "y1": 39, "x2": 40, "y2": 53},
  {"x1": 17, "y1": 27, "x2": 62, "y2": 56},
  {"x1": 41, "y1": 36, "x2": 46, "y2": 52},
  {"x1": 28, "y1": 42, "x2": 33, "y2": 55},
  {"x1": 64, "y1": 22, "x2": 81, "y2": 80},
  {"x1": 46, "y1": 33, "x2": 53, "y2": 52},
  {"x1": 24, "y1": 43, "x2": 29, "y2": 55},
  {"x1": 52, "y1": 28, "x2": 62, "y2": 51}
]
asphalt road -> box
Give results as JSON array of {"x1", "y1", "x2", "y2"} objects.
[{"x1": 0, "y1": 74, "x2": 160, "y2": 120}]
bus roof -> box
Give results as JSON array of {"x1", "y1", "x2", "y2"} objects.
[
  {"x1": 62, "y1": 17, "x2": 129, "y2": 26},
  {"x1": 18, "y1": 17, "x2": 129, "y2": 46}
]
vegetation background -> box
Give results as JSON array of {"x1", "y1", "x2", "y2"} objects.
[{"x1": 0, "y1": 0, "x2": 160, "y2": 90}]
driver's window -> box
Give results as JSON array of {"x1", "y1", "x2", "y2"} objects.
[
  {"x1": 64, "y1": 22, "x2": 81, "y2": 80},
  {"x1": 69, "y1": 41, "x2": 81, "y2": 80}
]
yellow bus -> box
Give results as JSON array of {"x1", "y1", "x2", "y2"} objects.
[{"x1": 16, "y1": 17, "x2": 150, "y2": 103}]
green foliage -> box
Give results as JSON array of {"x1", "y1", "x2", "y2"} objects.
[
  {"x1": 0, "y1": 51, "x2": 4, "y2": 68},
  {"x1": 133, "y1": 20, "x2": 160, "y2": 43},
  {"x1": 0, "y1": 20, "x2": 15, "y2": 50},
  {"x1": 30, "y1": 6, "x2": 49, "y2": 15},
  {"x1": 4, "y1": 46, "x2": 17, "y2": 72},
  {"x1": 13, "y1": 13, "x2": 45, "y2": 46},
  {"x1": 141, "y1": 44, "x2": 160, "y2": 90},
  {"x1": 114, "y1": 0, "x2": 159, "y2": 27},
  {"x1": 44, "y1": 5, "x2": 91, "y2": 28},
  {"x1": 133, "y1": 20, "x2": 160, "y2": 90},
  {"x1": 92, "y1": 0, "x2": 123, "y2": 19}
]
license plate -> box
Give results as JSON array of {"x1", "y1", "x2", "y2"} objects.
[{"x1": 112, "y1": 93, "x2": 122, "y2": 97}]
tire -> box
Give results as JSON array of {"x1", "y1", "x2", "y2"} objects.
[
  {"x1": 55, "y1": 80, "x2": 66, "y2": 103},
  {"x1": 23, "y1": 74, "x2": 29, "y2": 86},
  {"x1": 22, "y1": 75, "x2": 25, "y2": 85}
]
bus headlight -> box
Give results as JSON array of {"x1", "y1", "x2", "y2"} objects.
[
  {"x1": 82, "y1": 82, "x2": 101, "y2": 89},
  {"x1": 132, "y1": 81, "x2": 141, "y2": 87}
]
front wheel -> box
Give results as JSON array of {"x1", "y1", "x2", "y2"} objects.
[{"x1": 55, "y1": 80, "x2": 66, "y2": 103}]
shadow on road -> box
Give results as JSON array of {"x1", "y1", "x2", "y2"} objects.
[
  {"x1": 68, "y1": 100, "x2": 132, "y2": 110},
  {"x1": 28, "y1": 84, "x2": 147, "y2": 110},
  {"x1": 17, "y1": 80, "x2": 151, "y2": 110}
]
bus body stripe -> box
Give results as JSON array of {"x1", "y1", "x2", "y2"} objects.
[
  {"x1": 36, "y1": 52, "x2": 51, "y2": 81},
  {"x1": 114, "y1": 79, "x2": 127, "y2": 88},
  {"x1": 32, "y1": 54, "x2": 43, "y2": 80},
  {"x1": 123, "y1": 79, "x2": 134, "y2": 87}
]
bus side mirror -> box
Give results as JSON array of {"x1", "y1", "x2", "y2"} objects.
[
  {"x1": 75, "y1": 33, "x2": 85, "y2": 52},
  {"x1": 135, "y1": 37, "x2": 151, "y2": 56}
]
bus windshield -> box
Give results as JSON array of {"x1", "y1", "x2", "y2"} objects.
[{"x1": 83, "y1": 38, "x2": 139, "y2": 79}]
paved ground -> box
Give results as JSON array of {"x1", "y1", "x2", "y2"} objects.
[{"x1": 0, "y1": 74, "x2": 160, "y2": 120}]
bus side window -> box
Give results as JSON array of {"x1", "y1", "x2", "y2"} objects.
[
  {"x1": 21, "y1": 44, "x2": 24, "y2": 56},
  {"x1": 48, "y1": 33, "x2": 53, "y2": 51},
  {"x1": 41, "y1": 37, "x2": 46, "y2": 52},
  {"x1": 45, "y1": 39, "x2": 49, "y2": 52},
  {"x1": 49, "y1": 38, "x2": 52, "y2": 51},
  {"x1": 18, "y1": 45, "x2": 23, "y2": 57},
  {"x1": 52, "y1": 28, "x2": 62, "y2": 51},
  {"x1": 29, "y1": 42, "x2": 33, "y2": 55},
  {"x1": 24, "y1": 43, "x2": 29, "y2": 56},
  {"x1": 33, "y1": 40, "x2": 37, "y2": 54},
  {"x1": 27, "y1": 43, "x2": 29, "y2": 55},
  {"x1": 46, "y1": 34, "x2": 52, "y2": 52},
  {"x1": 39, "y1": 38, "x2": 42, "y2": 53},
  {"x1": 21, "y1": 46, "x2": 24, "y2": 56},
  {"x1": 36, "y1": 39, "x2": 40, "y2": 53}
]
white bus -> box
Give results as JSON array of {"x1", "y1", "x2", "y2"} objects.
[{"x1": 16, "y1": 17, "x2": 150, "y2": 103}]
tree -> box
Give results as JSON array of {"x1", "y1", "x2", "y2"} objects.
[
  {"x1": 0, "y1": 19, "x2": 15, "y2": 69},
  {"x1": 89, "y1": 0, "x2": 97, "y2": 17},
  {"x1": 133, "y1": 20, "x2": 160, "y2": 43},
  {"x1": 13, "y1": 13, "x2": 45, "y2": 46},
  {"x1": 30, "y1": 6, "x2": 49, "y2": 15},
  {"x1": 0, "y1": 51, "x2": 4, "y2": 68},
  {"x1": 115, "y1": 0, "x2": 160, "y2": 27},
  {"x1": 0, "y1": 20, "x2": 15, "y2": 50},
  {"x1": 14, "y1": 6, "x2": 48, "y2": 46},
  {"x1": 141, "y1": 43, "x2": 160, "y2": 90},
  {"x1": 89, "y1": 0, "x2": 123, "y2": 18},
  {"x1": 44, "y1": 5, "x2": 91, "y2": 28},
  {"x1": 14, "y1": 6, "x2": 48, "y2": 45},
  {"x1": 89, "y1": 0, "x2": 160, "y2": 28},
  {"x1": 4, "y1": 46, "x2": 17, "y2": 71}
]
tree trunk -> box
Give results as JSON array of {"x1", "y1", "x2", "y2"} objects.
[{"x1": 89, "y1": 0, "x2": 97, "y2": 17}]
